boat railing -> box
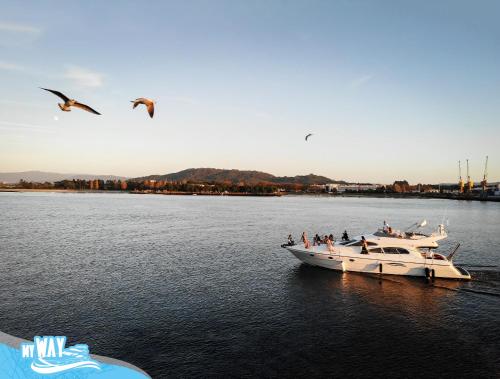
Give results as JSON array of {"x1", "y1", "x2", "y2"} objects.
[{"x1": 374, "y1": 229, "x2": 429, "y2": 239}]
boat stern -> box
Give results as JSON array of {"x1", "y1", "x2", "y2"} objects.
[{"x1": 429, "y1": 261, "x2": 472, "y2": 280}]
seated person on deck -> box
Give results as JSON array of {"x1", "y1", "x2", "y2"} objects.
[
  {"x1": 342, "y1": 230, "x2": 349, "y2": 241},
  {"x1": 360, "y1": 236, "x2": 369, "y2": 254}
]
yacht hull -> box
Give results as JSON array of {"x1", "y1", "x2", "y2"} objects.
[{"x1": 286, "y1": 246, "x2": 471, "y2": 280}]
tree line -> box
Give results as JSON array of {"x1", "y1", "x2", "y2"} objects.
[
  {"x1": 3, "y1": 179, "x2": 281, "y2": 194},
  {"x1": 1, "y1": 179, "x2": 448, "y2": 194}
]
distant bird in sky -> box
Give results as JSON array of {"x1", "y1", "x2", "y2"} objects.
[
  {"x1": 305, "y1": 133, "x2": 313, "y2": 141},
  {"x1": 40, "y1": 88, "x2": 101, "y2": 115},
  {"x1": 131, "y1": 98, "x2": 155, "y2": 118}
]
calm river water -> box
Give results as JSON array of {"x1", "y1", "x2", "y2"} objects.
[{"x1": 0, "y1": 192, "x2": 499, "y2": 378}]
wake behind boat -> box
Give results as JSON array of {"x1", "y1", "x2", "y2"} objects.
[{"x1": 283, "y1": 221, "x2": 471, "y2": 280}]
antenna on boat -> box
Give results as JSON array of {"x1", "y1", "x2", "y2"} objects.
[
  {"x1": 441, "y1": 208, "x2": 449, "y2": 229},
  {"x1": 440, "y1": 191, "x2": 452, "y2": 232},
  {"x1": 404, "y1": 219, "x2": 427, "y2": 232},
  {"x1": 447, "y1": 243, "x2": 460, "y2": 261}
]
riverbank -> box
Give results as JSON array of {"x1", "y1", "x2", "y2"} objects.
[
  {"x1": 2, "y1": 188, "x2": 499, "y2": 201},
  {"x1": 0, "y1": 188, "x2": 282, "y2": 197},
  {"x1": 328, "y1": 192, "x2": 500, "y2": 202},
  {"x1": 132, "y1": 190, "x2": 282, "y2": 197},
  {"x1": 0, "y1": 188, "x2": 93, "y2": 193}
]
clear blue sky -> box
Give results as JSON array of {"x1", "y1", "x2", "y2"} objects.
[{"x1": 0, "y1": 0, "x2": 498, "y2": 183}]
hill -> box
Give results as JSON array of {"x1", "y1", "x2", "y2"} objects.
[
  {"x1": 136, "y1": 168, "x2": 345, "y2": 185},
  {"x1": 0, "y1": 171, "x2": 126, "y2": 183}
]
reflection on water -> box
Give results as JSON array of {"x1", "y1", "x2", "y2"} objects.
[
  {"x1": 286, "y1": 264, "x2": 499, "y2": 377},
  {"x1": 290, "y1": 264, "x2": 458, "y2": 325},
  {"x1": 0, "y1": 193, "x2": 499, "y2": 377}
]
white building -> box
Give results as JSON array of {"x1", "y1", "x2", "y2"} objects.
[{"x1": 326, "y1": 183, "x2": 380, "y2": 193}]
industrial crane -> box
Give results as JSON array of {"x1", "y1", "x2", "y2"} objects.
[
  {"x1": 466, "y1": 159, "x2": 474, "y2": 193},
  {"x1": 481, "y1": 156, "x2": 489, "y2": 194},
  {"x1": 458, "y1": 160, "x2": 464, "y2": 193}
]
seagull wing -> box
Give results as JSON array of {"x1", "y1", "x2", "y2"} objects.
[
  {"x1": 40, "y1": 88, "x2": 69, "y2": 102},
  {"x1": 73, "y1": 101, "x2": 101, "y2": 115},
  {"x1": 146, "y1": 102, "x2": 155, "y2": 118},
  {"x1": 132, "y1": 98, "x2": 155, "y2": 118},
  {"x1": 132, "y1": 98, "x2": 147, "y2": 108},
  {"x1": 305, "y1": 133, "x2": 313, "y2": 141}
]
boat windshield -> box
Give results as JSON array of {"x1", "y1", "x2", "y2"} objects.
[
  {"x1": 383, "y1": 247, "x2": 410, "y2": 254},
  {"x1": 347, "y1": 240, "x2": 378, "y2": 246},
  {"x1": 338, "y1": 240, "x2": 355, "y2": 245}
]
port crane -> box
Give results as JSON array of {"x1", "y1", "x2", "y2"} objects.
[
  {"x1": 466, "y1": 159, "x2": 474, "y2": 193},
  {"x1": 458, "y1": 160, "x2": 464, "y2": 193},
  {"x1": 481, "y1": 156, "x2": 489, "y2": 194}
]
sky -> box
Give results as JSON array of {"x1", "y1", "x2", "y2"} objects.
[{"x1": 0, "y1": 0, "x2": 499, "y2": 184}]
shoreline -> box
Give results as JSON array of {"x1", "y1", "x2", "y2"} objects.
[
  {"x1": 0, "y1": 188, "x2": 115, "y2": 194},
  {"x1": 0, "y1": 188, "x2": 282, "y2": 197},
  {"x1": 2, "y1": 188, "x2": 500, "y2": 201}
]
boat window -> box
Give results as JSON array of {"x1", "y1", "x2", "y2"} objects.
[
  {"x1": 383, "y1": 247, "x2": 399, "y2": 254},
  {"x1": 396, "y1": 248, "x2": 410, "y2": 254},
  {"x1": 369, "y1": 248, "x2": 384, "y2": 254},
  {"x1": 339, "y1": 240, "x2": 355, "y2": 245},
  {"x1": 348, "y1": 241, "x2": 378, "y2": 246}
]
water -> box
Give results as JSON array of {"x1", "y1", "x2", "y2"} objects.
[{"x1": 0, "y1": 192, "x2": 499, "y2": 378}]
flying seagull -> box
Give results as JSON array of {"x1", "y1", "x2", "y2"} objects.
[
  {"x1": 40, "y1": 88, "x2": 101, "y2": 115},
  {"x1": 131, "y1": 98, "x2": 155, "y2": 118},
  {"x1": 305, "y1": 133, "x2": 313, "y2": 141}
]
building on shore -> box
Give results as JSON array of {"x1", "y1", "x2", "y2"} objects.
[{"x1": 326, "y1": 183, "x2": 381, "y2": 193}]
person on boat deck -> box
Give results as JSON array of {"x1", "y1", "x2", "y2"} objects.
[
  {"x1": 360, "y1": 236, "x2": 369, "y2": 254},
  {"x1": 383, "y1": 220, "x2": 390, "y2": 233},
  {"x1": 287, "y1": 234, "x2": 295, "y2": 245},
  {"x1": 314, "y1": 234, "x2": 321, "y2": 246},
  {"x1": 342, "y1": 230, "x2": 349, "y2": 241},
  {"x1": 326, "y1": 238, "x2": 335, "y2": 253},
  {"x1": 302, "y1": 232, "x2": 311, "y2": 249},
  {"x1": 322, "y1": 235, "x2": 329, "y2": 244},
  {"x1": 329, "y1": 234, "x2": 334, "y2": 242},
  {"x1": 301, "y1": 232, "x2": 306, "y2": 243}
]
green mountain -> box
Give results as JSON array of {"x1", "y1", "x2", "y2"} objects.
[{"x1": 135, "y1": 168, "x2": 345, "y2": 185}]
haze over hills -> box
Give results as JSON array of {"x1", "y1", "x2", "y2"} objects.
[
  {"x1": 0, "y1": 168, "x2": 345, "y2": 185},
  {"x1": 0, "y1": 171, "x2": 126, "y2": 183},
  {"x1": 1, "y1": 169, "x2": 497, "y2": 186},
  {"x1": 136, "y1": 168, "x2": 346, "y2": 185}
]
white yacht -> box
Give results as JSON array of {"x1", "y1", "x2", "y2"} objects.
[{"x1": 283, "y1": 221, "x2": 471, "y2": 280}]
